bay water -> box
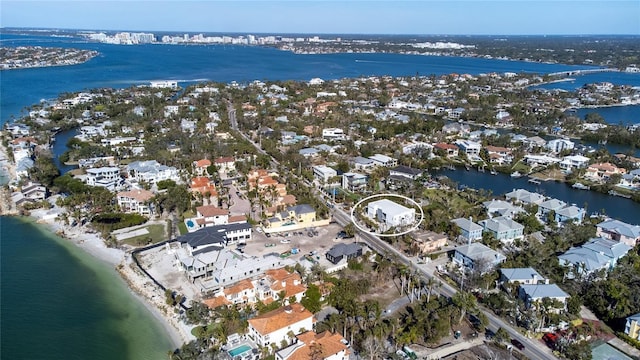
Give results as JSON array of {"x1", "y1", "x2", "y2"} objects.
[{"x1": 0, "y1": 216, "x2": 176, "y2": 360}]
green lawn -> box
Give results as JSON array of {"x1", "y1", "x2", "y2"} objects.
[
  {"x1": 177, "y1": 221, "x2": 188, "y2": 235},
  {"x1": 122, "y1": 224, "x2": 167, "y2": 246}
]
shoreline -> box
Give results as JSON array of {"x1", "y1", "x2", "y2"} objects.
[{"x1": 1, "y1": 140, "x2": 192, "y2": 350}]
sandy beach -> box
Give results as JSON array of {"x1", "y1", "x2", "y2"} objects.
[
  {"x1": 28, "y1": 207, "x2": 194, "y2": 348},
  {"x1": 1, "y1": 140, "x2": 193, "y2": 349}
]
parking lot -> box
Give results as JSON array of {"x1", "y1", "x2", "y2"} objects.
[{"x1": 240, "y1": 223, "x2": 351, "y2": 265}]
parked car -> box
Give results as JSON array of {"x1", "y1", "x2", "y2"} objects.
[
  {"x1": 280, "y1": 239, "x2": 291, "y2": 244},
  {"x1": 511, "y1": 339, "x2": 525, "y2": 351},
  {"x1": 265, "y1": 243, "x2": 275, "y2": 247}
]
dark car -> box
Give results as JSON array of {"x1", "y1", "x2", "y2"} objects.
[{"x1": 511, "y1": 339, "x2": 525, "y2": 351}]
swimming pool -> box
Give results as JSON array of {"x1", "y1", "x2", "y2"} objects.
[
  {"x1": 186, "y1": 220, "x2": 195, "y2": 228},
  {"x1": 228, "y1": 344, "x2": 252, "y2": 357}
]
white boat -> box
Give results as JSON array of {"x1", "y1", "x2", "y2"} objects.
[
  {"x1": 572, "y1": 182, "x2": 590, "y2": 190},
  {"x1": 528, "y1": 178, "x2": 541, "y2": 185},
  {"x1": 510, "y1": 171, "x2": 522, "y2": 178}
]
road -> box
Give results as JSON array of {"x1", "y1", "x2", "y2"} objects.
[{"x1": 227, "y1": 101, "x2": 557, "y2": 359}]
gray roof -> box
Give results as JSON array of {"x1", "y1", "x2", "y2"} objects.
[
  {"x1": 299, "y1": 148, "x2": 319, "y2": 156},
  {"x1": 455, "y1": 243, "x2": 506, "y2": 263},
  {"x1": 452, "y1": 218, "x2": 483, "y2": 232},
  {"x1": 597, "y1": 219, "x2": 640, "y2": 239},
  {"x1": 288, "y1": 204, "x2": 315, "y2": 215},
  {"x1": 501, "y1": 268, "x2": 544, "y2": 282},
  {"x1": 353, "y1": 156, "x2": 375, "y2": 165},
  {"x1": 178, "y1": 223, "x2": 251, "y2": 250},
  {"x1": 326, "y1": 243, "x2": 362, "y2": 258},
  {"x1": 539, "y1": 198, "x2": 566, "y2": 211},
  {"x1": 520, "y1": 284, "x2": 569, "y2": 299},
  {"x1": 483, "y1": 199, "x2": 524, "y2": 217},
  {"x1": 556, "y1": 205, "x2": 583, "y2": 218},
  {"x1": 390, "y1": 165, "x2": 423, "y2": 176},
  {"x1": 480, "y1": 216, "x2": 524, "y2": 233},
  {"x1": 127, "y1": 160, "x2": 174, "y2": 174},
  {"x1": 505, "y1": 189, "x2": 545, "y2": 204},
  {"x1": 559, "y1": 237, "x2": 632, "y2": 273},
  {"x1": 628, "y1": 313, "x2": 640, "y2": 322}
]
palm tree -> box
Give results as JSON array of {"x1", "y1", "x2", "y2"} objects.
[{"x1": 452, "y1": 291, "x2": 477, "y2": 324}]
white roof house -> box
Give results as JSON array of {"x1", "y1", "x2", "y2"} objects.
[
  {"x1": 546, "y1": 139, "x2": 575, "y2": 153},
  {"x1": 126, "y1": 160, "x2": 180, "y2": 185},
  {"x1": 500, "y1": 268, "x2": 547, "y2": 285},
  {"x1": 367, "y1": 199, "x2": 416, "y2": 230},
  {"x1": 560, "y1": 155, "x2": 590, "y2": 170},
  {"x1": 312, "y1": 165, "x2": 337, "y2": 184},
  {"x1": 368, "y1": 154, "x2": 398, "y2": 167}
]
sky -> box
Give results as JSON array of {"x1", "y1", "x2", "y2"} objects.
[{"x1": 1, "y1": 0, "x2": 639, "y2": 36}]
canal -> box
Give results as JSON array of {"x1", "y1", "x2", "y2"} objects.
[{"x1": 433, "y1": 167, "x2": 639, "y2": 224}]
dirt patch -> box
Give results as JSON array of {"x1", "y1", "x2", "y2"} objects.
[
  {"x1": 531, "y1": 168, "x2": 566, "y2": 181},
  {"x1": 359, "y1": 279, "x2": 401, "y2": 307}
]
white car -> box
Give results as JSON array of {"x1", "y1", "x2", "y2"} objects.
[
  {"x1": 280, "y1": 239, "x2": 291, "y2": 244},
  {"x1": 255, "y1": 227, "x2": 263, "y2": 233}
]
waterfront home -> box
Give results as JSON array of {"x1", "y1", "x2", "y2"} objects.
[
  {"x1": 452, "y1": 242, "x2": 506, "y2": 273},
  {"x1": 537, "y1": 198, "x2": 566, "y2": 221},
  {"x1": 505, "y1": 188, "x2": 545, "y2": 205},
  {"x1": 313, "y1": 165, "x2": 338, "y2": 184},
  {"x1": 500, "y1": 268, "x2": 547, "y2": 286},
  {"x1": 5, "y1": 123, "x2": 31, "y2": 138},
  {"x1": 100, "y1": 136, "x2": 137, "y2": 147},
  {"x1": 116, "y1": 189, "x2": 154, "y2": 215},
  {"x1": 434, "y1": 142, "x2": 459, "y2": 157},
  {"x1": 451, "y1": 218, "x2": 483, "y2": 242},
  {"x1": 585, "y1": 162, "x2": 627, "y2": 182},
  {"x1": 15, "y1": 157, "x2": 34, "y2": 179},
  {"x1": 524, "y1": 154, "x2": 561, "y2": 167},
  {"x1": 523, "y1": 136, "x2": 547, "y2": 149},
  {"x1": 454, "y1": 139, "x2": 482, "y2": 157},
  {"x1": 248, "y1": 303, "x2": 315, "y2": 349},
  {"x1": 341, "y1": 172, "x2": 367, "y2": 192},
  {"x1": 389, "y1": 165, "x2": 423, "y2": 181},
  {"x1": 625, "y1": 313, "x2": 640, "y2": 341},
  {"x1": 518, "y1": 284, "x2": 569, "y2": 312},
  {"x1": 194, "y1": 205, "x2": 230, "y2": 227},
  {"x1": 596, "y1": 219, "x2": 640, "y2": 246},
  {"x1": 485, "y1": 145, "x2": 513, "y2": 165},
  {"x1": 619, "y1": 169, "x2": 640, "y2": 190},
  {"x1": 368, "y1": 154, "x2": 398, "y2": 167},
  {"x1": 326, "y1": 243, "x2": 363, "y2": 265},
  {"x1": 126, "y1": 160, "x2": 180, "y2": 185},
  {"x1": 12, "y1": 181, "x2": 48, "y2": 206},
  {"x1": 402, "y1": 141, "x2": 433, "y2": 155},
  {"x1": 558, "y1": 237, "x2": 632, "y2": 278},
  {"x1": 546, "y1": 139, "x2": 575, "y2": 153},
  {"x1": 179, "y1": 223, "x2": 252, "y2": 255},
  {"x1": 483, "y1": 199, "x2": 524, "y2": 218},
  {"x1": 178, "y1": 248, "x2": 292, "y2": 285},
  {"x1": 264, "y1": 204, "x2": 316, "y2": 230},
  {"x1": 479, "y1": 216, "x2": 524, "y2": 243},
  {"x1": 276, "y1": 331, "x2": 350, "y2": 360},
  {"x1": 411, "y1": 230, "x2": 448, "y2": 254},
  {"x1": 193, "y1": 159, "x2": 211, "y2": 176},
  {"x1": 85, "y1": 166, "x2": 122, "y2": 191},
  {"x1": 367, "y1": 199, "x2": 416, "y2": 230},
  {"x1": 559, "y1": 155, "x2": 590, "y2": 171},
  {"x1": 555, "y1": 205, "x2": 585, "y2": 225},
  {"x1": 442, "y1": 122, "x2": 470, "y2": 136}
]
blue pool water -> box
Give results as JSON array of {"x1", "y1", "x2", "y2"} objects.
[
  {"x1": 228, "y1": 344, "x2": 252, "y2": 357},
  {"x1": 186, "y1": 220, "x2": 195, "y2": 228}
]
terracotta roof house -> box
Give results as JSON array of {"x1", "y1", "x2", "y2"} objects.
[
  {"x1": 276, "y1": 331, "x2": 350, "y2": 360},
  {"x1": 117, "y1": 189, "x2": 154, "y2": 215},
  {"x1": 248, "y1": 303, "x2": 315, "y2": 349},
  {"x1": 195, "y1": 205, "x2": 230, "y2": 227},
  {"x1": 586, "y1": 162, "x2": 627, "y2": 181},
  {"x1": 193, "y1": 159, "x2": 211, "y2": 176}
]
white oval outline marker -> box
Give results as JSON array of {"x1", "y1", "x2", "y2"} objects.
[{"x1": 350, "y1": 193, "x2": 424, "y2": 237}]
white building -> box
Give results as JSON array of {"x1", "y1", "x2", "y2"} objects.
[
  {"x1": 248, "y1": 303, "x2": 315, "y2": 348},
  {"x1": 342, "y1": 172, "x2": 367, "y2": 192},
  {"x1": 85, "y1": 166, "x2": 122, "y2": 191},
  {"x1": 367, "y1": 199, "x2": 416, "y2": 230},
  {"x1": 546, "y1": 139, "x2": 575, "y2": 153},
  {"x1": 322, "y1": 128, "x2": 346, "y2": 140},
  {"x1": 455, "y1": 140, "x2": 482, "y2": 157},
  {"x1": 117, "y1": 189, "x2": 154, "y2": 215},
  {"x1": 126, "y1": 160, "x2": 180, "y2": 185},
  {"x1": 313, "y1": 165, "x2": 337, "y2": 184},
  {"x1": 559, "y1": 155, "x2": 590, "y2": 170},
  {"x1": 368, "y1": 154, "x2": 398, "y2": 167}
]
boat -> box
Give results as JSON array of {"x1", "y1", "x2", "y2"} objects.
[
  {"x1": 490, "y1": 169, "x2": 498, "y2": 175},
  {"x1": 465, "y1": 165, "x2": 470, "y2": 171},
  {"x1": 572, "y1": 182, "x2": 590, "y2": 190},
  {"x1": 510, "y1": 171, "x2": 522, "y2": 178},
  {"x1": 609, "y1": 190, "x2": 632, "y2": 199},
  {"x1": 528, "y1": 178, "x2": 541, "y2": 185}
]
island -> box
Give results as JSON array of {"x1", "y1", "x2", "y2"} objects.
[
  {"x1": 0, "y1": 46, "x2": 99, "y2": 70},
  {"x1": 1, "y1": 66, "x2": 639, "y2": 360}
]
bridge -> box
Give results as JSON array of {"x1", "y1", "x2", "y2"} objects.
[{"x1": 547, "y1": 68, "x2": 619, "y2": 77}]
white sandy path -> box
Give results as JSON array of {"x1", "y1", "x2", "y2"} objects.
[{"x1": 29, "y1": 208, "x2": 194, "y2": 348}]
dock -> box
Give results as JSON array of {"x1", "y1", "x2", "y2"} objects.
[{"x1": 528, "y1": 178, "x2": 542, "y2": 185}]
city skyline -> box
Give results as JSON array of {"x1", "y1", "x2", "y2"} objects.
[{"x1": 1, "y1": 0, "x2": 639, "y2": 36}]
